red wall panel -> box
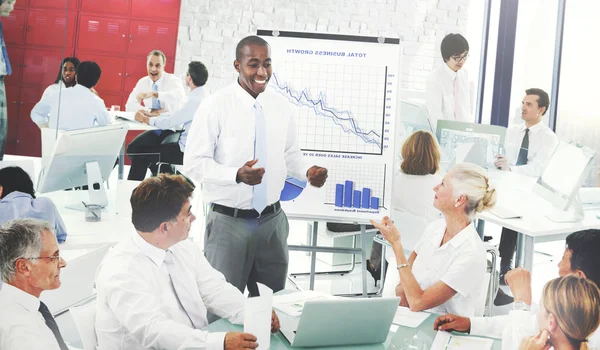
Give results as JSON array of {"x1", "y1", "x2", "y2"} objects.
[
  {"x1": 131, "y1": 0, "x2": 180, "y2": 21},
  {"x1": 16, "y1": 86, "x2": 45, "y2": 157},
  {"x1": 77, "y1": 53, "x2": 125, "y2": 93},
  {"x1": 22, "y1": 49, "x2": 63, "y2": 86},
  {"x1": 28, "y1": 0, "x2": 78, "y2": 10},
  {"x1": 5, "y1": 88, "x2": 20, "y2": 154},
  {"x1": 127, "y1": 20, "x2": 177, "y2": 56},
  {"x1": 76, "y1": 15, "x2": 129, "y2": 53},
  {"x1": 1, "y1": 9, "x2": 26, "y2": 45},
  {"x1": 81, "y1": 0, "x2": 131, "y2": 15},
  {"x1": 25, "y1": 10, "x2": 76, "y2": 48}
]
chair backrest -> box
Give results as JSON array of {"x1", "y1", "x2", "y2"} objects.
[{"x1": 69, "y1": 301, "x2": 97, "y2": 350}]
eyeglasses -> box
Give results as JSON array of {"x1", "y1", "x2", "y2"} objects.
[
  {"x1": 24, "y1": 254, "x2": 62, "y2": 263},
  {"x1": 451, "y1": 54, "x2": 468, "y2": 62}
]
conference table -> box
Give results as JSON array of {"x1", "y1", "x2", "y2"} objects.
[
  {"x1": 477, "y1": 169, "x2": 600, "y2": 272},
  {"x1": 204, "y1": 308, "x2": 502, "y2": 350}
]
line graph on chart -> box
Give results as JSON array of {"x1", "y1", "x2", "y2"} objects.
[{"x1": 270, "y1": 62, "x2": 387, "y2": 155}]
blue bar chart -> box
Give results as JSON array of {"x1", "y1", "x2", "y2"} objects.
[{"x1": 333, "y1": 181, "x2": 380, "y2": 209}]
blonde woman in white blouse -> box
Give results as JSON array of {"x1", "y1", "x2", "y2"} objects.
[{"x1": 372, "y1": 163, "x2": 496, "y2": 317}]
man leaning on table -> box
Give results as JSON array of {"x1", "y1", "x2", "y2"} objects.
[
  {"x1": 0, "y1": 219, "x2": 69, "y2": 350},
  {"x1": 434, "y1": 229, "x2": 600, "y2": 349},
  {"x1": 95, "y1": 174, "x2": 280, "y2": 350},
  {"x1": 492, "y1": 88, "x2": 559, "y2": 299}
]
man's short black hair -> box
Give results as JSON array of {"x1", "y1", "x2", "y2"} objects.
[
  {"x1": 440, "y1": 33, "x2": 469, "y2": 62},
  {"x1": 235, "y1": 35, "x2": 269, "y2": 61},
  {"x1": 187, "y1": 61, "x2": 208, "y2": 87},
  {"x1": 566, "y1": 230, "x2": 600, "y2": 288},
  {"x1": 0, "y1": 166, "x2": 35, "y2": 199},
  {"x1": 525, "y1": 88, "x2": 550, "y2": 116},
  {"x1": 76, "y1": 61, "x2": 102, "y2": 89}
]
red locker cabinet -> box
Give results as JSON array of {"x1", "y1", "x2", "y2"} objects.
[
  {"x1": 131, "y1": 0, "x2": 180, "y2": 21},
  {"x1": 77, "y1": 53, "x2": 125, "y2": 94},
  {"x1": 1, "y1": 9, "x2": 26, "y2": 45},
  {"x1": 28, "y1": 0, "x2": 78, "y2": 10},
  {"x1": 4, "y1": 87, "x2": 20, "y2": 155},
  {"x1": 77, "y1": 15, "x2": 129, "y2": 53},
  {"x1": 15, "y1": 0, "x2": 28, "y2": 9},
  {"x1": 81, "y1": 0, "x2": 131, "y2": 15},
  {"x1": 25, "y1": 10, "x2": 76, "y2": 48},
  {"x1": 4, "y1": 47, "x2": 23, "y2": 86},
  {"x1": 127, "y1": 20, "x2": 177, "y2": 57},
  {"x1": 123, "y1": 57, "x2": 148, "y2": 94},
  {"x1": 100, "y1": 93, "x2": 123, "y2": 110},
  {"x1": 22, "y1": 49, "x2": 63, "y2": 87},
  {"x1": 16, "y1": 86, "x2": 44, "y2": 157}
]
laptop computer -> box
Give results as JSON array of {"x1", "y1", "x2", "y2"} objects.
[
  {"x1": 41, "y1": 244, "x2": 111, "y2": 315},
  {"x1": 280, "y1": 297, "x2": 400, "y2": 347}
]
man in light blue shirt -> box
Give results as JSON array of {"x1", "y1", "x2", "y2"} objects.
[
  {"x1": 127, "y1": 61, "x2": 208, "y2": 180},
  {"x1": 0, "y1": 0, "x2": 15, "y2": 160},
  {"x1": 30, "y1": 61, "x2": 110, "y2": 131}
]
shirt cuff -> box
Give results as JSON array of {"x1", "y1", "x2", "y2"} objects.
[
  {"x1": 225, "y1": 166, "x2": 240, "y2": 184},
  {"x1": 206, "y1": 332, "x2": 227, "y2": 350},
  {"x1": 468, "y1": 317, "x2": 486, "y2": 336},
  {"x1": 148, "y1": 117, "x2": 158, "y2": 126}
]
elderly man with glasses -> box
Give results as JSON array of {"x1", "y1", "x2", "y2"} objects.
[
  {"x1": 0, "y1": 218, "x2": 69, "y2": 350},
  {"x1": 426, "y1": 33, "x2": 473, "y2": 127}
]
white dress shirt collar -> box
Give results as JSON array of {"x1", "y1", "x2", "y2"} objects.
[
  {"x1": 441, "y1": 63, "x2": 458, "y2": 80},
  {"x1": 519, "y1": 119, "x2": 546, "y2": 135},
  {"x1": 446, "y1": 223, "x2": 472, "y2": 249},
  {"x1": 152, "y1": 73, "x2": 166, "y2": 89},
  {"x1": 234, "y1": 80, "x2": 259, "y2": 109},
  {"x1": 2, "y1": 283, "x2": 40, "y2": 314},
  {"x1": 131, "y1": 232, "x2": 167, "y2": 267}
]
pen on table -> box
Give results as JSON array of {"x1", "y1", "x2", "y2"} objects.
[{"x1": 82, "y1": 201, "x2": 99, "y2": 219}]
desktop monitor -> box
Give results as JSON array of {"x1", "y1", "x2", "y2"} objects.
[
  {"x1": 436, "y1": 120, "x2": 506, "y2": 168},
  {"x1": 399, "y1": 99, "x2": 434, "y2": 134},
  {"x1": 533, "y1": 141, "x2": 596, "y2": 222},
  {"x1": 37, "y1": 124, "x2": 129, "y2": 209}
]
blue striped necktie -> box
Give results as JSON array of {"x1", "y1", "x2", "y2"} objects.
[
  {"x1": 152, "y1": 82, "x2": 161, "y2": 135},
  {"x1": 0, "y1": 22, "x2": 12, "y2": 76},
  {"x1": 252, "y1": 102, "x2": 268, "y2": 214}
]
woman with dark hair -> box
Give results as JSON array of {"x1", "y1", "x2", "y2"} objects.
[
  {"x1": 0, "y1": 166, "x2": 67, "y2": 243},
  {"x1": 45, "y1": 57, "x2": 81, "y2": 98}
]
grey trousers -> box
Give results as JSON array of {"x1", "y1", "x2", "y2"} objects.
[
  {"x1": 204, "y1": 207, "x2": 290, "y2": 297},
  {"x1": 0, "y1": 79, "x2": 6, "y2": 160}
]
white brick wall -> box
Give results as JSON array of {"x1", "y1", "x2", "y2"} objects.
[{"x1": 175, "y1": 0, "x2": 472, "y2": 93}]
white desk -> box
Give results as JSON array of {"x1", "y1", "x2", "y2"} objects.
[
  {"x1": 110, "y1": 113, "x2": 155, "y2": 180},
  {"x1": 477, "y1": 170, "x2": 600, "y2": 272}
]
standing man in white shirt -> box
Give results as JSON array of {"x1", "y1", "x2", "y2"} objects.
[
  {"x1": 493, "y1": 88, "x2": 559, "y2": 295},
  {"x1": 0, "y1": 218, "x2": 69, "y2": 350},
  {"x1": 125, "y1": 50, "x2": 185, "y2": 176},
  {"x1": 128, "y1": 61, "x2": 208, "y2": 180},
  {"x1": 426, "y1": 33, "x2": 472, "y2": 128},
  {"x1": 0, "y1": 0, "x2": 15, "y2": 160},
  {"x1": 30, "y1": 61, "x2": 110, "y2": 130},
  {"x1": 184, "y1": 36, "x2": 328, "y2": 296},
  {"x1": 95, "y1": 174, "x2": 279, "y2": 350},
  {"x1": 433, "y1": 229, "x2": 600, "y2": 349}
]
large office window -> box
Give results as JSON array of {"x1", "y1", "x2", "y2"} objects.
[
  {"x1": 508, "y1": 0, "x2": 559, "y2": 127},
  {"x1": 555, "y1": 0, "x2": 600, "y2": 187}
]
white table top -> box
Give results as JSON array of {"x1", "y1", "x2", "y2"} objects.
[{"x1": 478, "y1": 169, "x2": 600, "y2": 238}]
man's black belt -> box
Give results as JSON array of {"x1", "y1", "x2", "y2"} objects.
[{"x1": 211, "y1": 201, "x2": 281, "y2": 219}]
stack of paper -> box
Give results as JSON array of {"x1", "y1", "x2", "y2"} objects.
[
  {"x1": 273, "y1": 291, "x2": 340, "y2": 317},
  {"x1": 392, "y1": 306, "x2": 430, "y2": 328},
  {"x1": 431, "y1": 331, "x2": 493, "y2": 350}
]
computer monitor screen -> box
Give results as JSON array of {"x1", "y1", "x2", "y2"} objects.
[
  {"x1": 534, "y1": 141, "x2": 596, "y2": 211},
  {"x1": 37, "y1": 124, "x2": 129, "y2": 194},
  {"x1": 398, "y1": 99, "x2": 433, "y2": 134},
  {"x1": 436, "y1": 120, "x2": 506, "y2": 168}
]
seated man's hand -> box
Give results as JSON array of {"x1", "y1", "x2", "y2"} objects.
[
  {"x1": 433, "y1": 314, "x2": 471, "y2": 333},
  {"x1": 224, "y1": 332, "x2": 258, "y2": 350},
  {"x1": 136, "y1": 91, "x2": 156, "y2": 102},
  {"x1": 494, "y1": 155, "x2": 509, "y2": 171},
  {"x1": 505, "y1": 267, "x2": 532, "y2": 305},
  {"x1": 271, "y1": 310, "x2": 280, "y2": 333},
  {"x1": 134, "y1": 110, "x2": 150, "y2": 124},
  {"x1": 307, "y1": 166, "x2": 328, "y2": 187}
]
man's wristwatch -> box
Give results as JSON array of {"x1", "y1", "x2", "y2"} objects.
[{"x1": 513, "y1": 301, "x2": 530, "y2": 311}]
